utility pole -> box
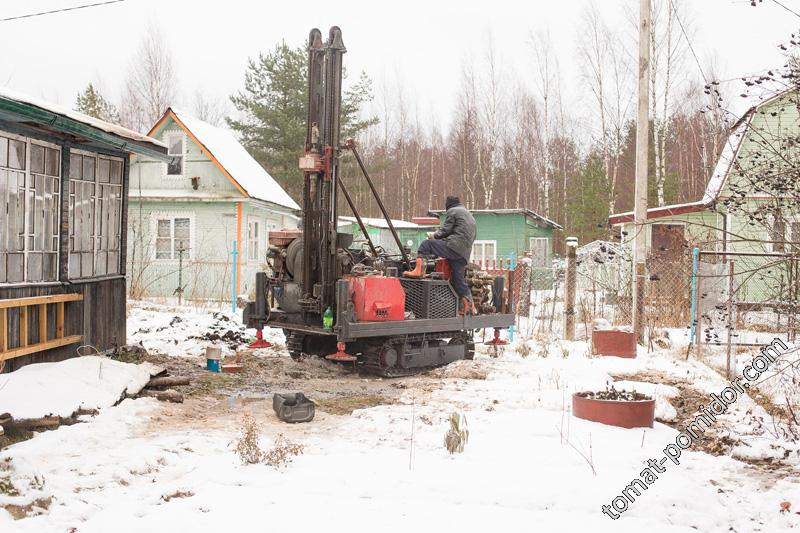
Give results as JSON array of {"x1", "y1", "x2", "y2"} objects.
[{"x1": 633, "y1": 0, "x2": 651, "y2": 343}]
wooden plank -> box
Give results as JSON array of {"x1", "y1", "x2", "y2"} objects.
[
  {"x1": 38, "y1": 303, "x2": 47, "y2": 343},
  {"x1": 0, "y1": 335, "x2": 82, "y2": 362},
  {"x1": 19, "y1": 306, "x2": 28, "y2": 348},
  {"x1": 0, "y1": 308, "x2": 6, "y2": 353},
  {"x1": 56, "y1": 301, "x2": 64, "y2": 339},
  {"x1": 0, "y1": 293, "x2": 82, "y2": 309}
]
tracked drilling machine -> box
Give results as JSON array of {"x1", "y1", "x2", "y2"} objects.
[{"x1": 244, "y1": 27, "x2": 515, "y2": 376}]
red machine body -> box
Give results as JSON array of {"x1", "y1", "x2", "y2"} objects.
[
  {"x1": 435, "y1": 258, "x2": 452, "y2": 280},
  {"x1": 347, "y1": 275, "x2": 405, "y2": 322}
]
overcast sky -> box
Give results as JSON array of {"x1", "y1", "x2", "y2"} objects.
[{"x1": 1, "y1": 0, "x2": 798, "y2": 130}]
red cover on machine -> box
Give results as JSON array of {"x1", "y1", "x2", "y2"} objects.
[{"x1": 348, "y1": 275, "x2": 405, "y2": 322}]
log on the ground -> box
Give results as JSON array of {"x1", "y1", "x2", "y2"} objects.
[
  {"x1": 146, "y1": 376, "x2": 190, "y2": 388},
  {"x1": 139, "y1": 389, "x2": 184, "y2": 403}
]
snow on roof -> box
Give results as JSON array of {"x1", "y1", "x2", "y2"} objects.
[
  {"x1": 702, "y1": 114, "x2": 752, "y2": 204},
  {"x1": 169, "y1": 109, "x2": 300, "y2": 211},
  {"x1": 338, "y1": 216, "x2": 420, "y2": 229},
  {"x1": 0, "y1": 86, "x2": 165, "y2": 149}
]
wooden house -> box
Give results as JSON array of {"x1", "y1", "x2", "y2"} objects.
[
  {"x1": 128, "y1": 109, "x2": 299, "y2": 302},
  {"x1": 0, "y1": 87, "x2": 169, "y2": 372}
]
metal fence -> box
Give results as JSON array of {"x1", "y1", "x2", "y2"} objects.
[
  {"x1": 476, "y1": 258, "x2": 533, "y2": 318},
  {"x1": 694, "y1": 251, "x2": 799, "y2": 348}
]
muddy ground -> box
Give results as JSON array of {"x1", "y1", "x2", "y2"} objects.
[{"x1": 115, "y1": 346, "x2": 489, "y2": 437}]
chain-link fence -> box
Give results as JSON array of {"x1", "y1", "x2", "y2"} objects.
[
  {"x1": 573, "y1": 241, "x2": 693, "y2": 335},
  {"x1": 476, "y1": 258, "x2": 532, "y2": 318},
  {"x1": 695, "y1": 251, "x2": 799, "y2": 348}
]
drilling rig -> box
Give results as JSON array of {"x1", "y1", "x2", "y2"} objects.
[{"x1": 244, "y1": 27, "x2": 515, "y2": 376}]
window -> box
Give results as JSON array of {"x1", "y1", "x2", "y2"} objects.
[
  {"x1": 0, "y1": 135, "x2": 61, "y2": 284},
  {"x1": 471, "y1": 240, "x2": 496, "y2": 265},
  {"x1": 154, "y1": 216, "x2": 192, "y2": 260},
  {"x1": 248, "y1": 218, "x2": 261, "y2": 262},
  {"x1": 529, "y1": 237, "x2": 549, "y2": 267},
  {"x1": 68, "y1": 151, "x2": 123, "y2": 279},
  {"x1": 166, "y1": 133, "x2": 184, "y2": 176}
]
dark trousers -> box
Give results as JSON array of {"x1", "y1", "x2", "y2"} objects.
[{"x1": 418, "y1": 239, "x2": 469, "y2": 299}]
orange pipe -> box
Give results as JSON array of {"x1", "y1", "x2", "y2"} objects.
[{"x1": 236, "y1": 202, "x2": 242, "y2": 296}]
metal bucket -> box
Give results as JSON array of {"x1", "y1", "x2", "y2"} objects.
[{"x1": 206, "y1": 346, "x2": 222, "y2": 373}]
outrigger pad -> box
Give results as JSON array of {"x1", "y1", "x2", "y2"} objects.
[{"x1": 273, "y1": 392, "x2": 315, "y2": 423}]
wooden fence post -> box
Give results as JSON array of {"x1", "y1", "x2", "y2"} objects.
[{"x1": 564, "y1": 237, "x2": 578, "y2": 341}]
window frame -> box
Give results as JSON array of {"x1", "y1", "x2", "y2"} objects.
[
  {"x1": 471, "y1": 240, "x2": 497, "y2": 265},
  {"x1": 165, "y1": 131, "x2": 186, "y2": 177},
  {"x1": 247, "y1": 217, "x2": 262, "y2": 263},
  {"x1": 0, "y1": 133, "x2": 62, "y2": 286},
  {"x1": 151, "y1": 212, "x2": 195, "y2": 261},
  {"x1": 68, "y1": 149, "x2": 125, "y2": 280},
  {"x1": 529, "y1": 236, "x2": 549, "y2": 268}
]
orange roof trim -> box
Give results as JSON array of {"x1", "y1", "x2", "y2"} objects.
[{"x1": 147, "y1": 109, "x2": 249, "y2": 198}]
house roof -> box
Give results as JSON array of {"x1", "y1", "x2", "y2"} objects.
[
  {"x1": 608, "y1": 88, "x2": 796, "y2": 226},
  {"x1": 148, "y1": 108, "x2": 300, "y2": 211},
  {"x1": 338, "y1": 216, "x2": 420, "y2": 229},
  {"x1": 0, "y1": 86, "x2": 168, "y2": 160},
  {"x1": 428, "y1": 208, "x2": 562, "y2": 230}
]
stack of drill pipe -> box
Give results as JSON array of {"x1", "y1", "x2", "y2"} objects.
[{"x1": 467, "y1": 270, "x2": 496, "y2": 314}]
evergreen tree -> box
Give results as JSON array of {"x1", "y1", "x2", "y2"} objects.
[
  {"x1": 228, "y1": 42, "x2": 377, "y2": 199},
  {"x1": 75, "y1": 83, "x2": 119, "y2": 123},
  {"x1": 565, "y1": 153, "x2": 611, "y2": 244}
]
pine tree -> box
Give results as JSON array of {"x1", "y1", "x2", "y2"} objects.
[
  {"x1": 228, "y1": 42, "x2": 377, "y2": 199},
  {"x1": 566, "y1": 153, "x2": 611, "y2": 244},
  {"x1": 75, "y1": 83, "x2": 119, "y2": 123}
]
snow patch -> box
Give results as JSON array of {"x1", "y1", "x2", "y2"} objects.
[{"x1": 0, "y1": 357, "x2": 160, "y2": 420}]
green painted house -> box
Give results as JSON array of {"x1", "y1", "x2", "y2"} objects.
[
  {"x1": 128, "y1": 108, "x2": 299, "y2": 303},
  {"x1": 428, "y1": 208, "x2": 562, "y2": 267},
  {"x1": 609, "y1": 89, "x2": 800, "y2": 306}
]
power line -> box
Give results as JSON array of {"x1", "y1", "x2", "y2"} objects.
[
  {"x1": 667, "y1": 0, "x2": 708, "y2": 84},
  {"x1": 770, "y1": 0, "x2": 800, "y2": 19},
  {"x1": 0, "y1": 0, "x2": 125, "y2": 23}
]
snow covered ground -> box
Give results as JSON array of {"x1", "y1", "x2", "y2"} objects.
[
  {"x1": 0, "y1": 357, "x2": 161, "y2": 420},
  {"x1": 0, "y1": 304, "x2": 798, "y2": 531}
]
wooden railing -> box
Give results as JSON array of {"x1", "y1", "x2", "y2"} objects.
[{"x1": 0, "y1": 294, "x2": 83, "y2": 362}]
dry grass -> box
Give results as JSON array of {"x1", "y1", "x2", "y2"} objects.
[
  {"x1": 161, "y1": 489, "x2": 195, "y2": 502},
  {"x1": 2, "y1": 497, "x2": 52, "y2": 520},
  {"x1": 233, "y1": 413, "x2": 263, "y2": 464},
  {"x1": 264, "y1": 434, "x2": 304, "y2": 469},
  {"x1": 444, "y1": 412, "x2": 469, "y2": 454}
]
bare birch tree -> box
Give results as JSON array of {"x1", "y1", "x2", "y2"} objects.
[{"x1": 120, "y1": 24, "x2": 178, "y2": 133}]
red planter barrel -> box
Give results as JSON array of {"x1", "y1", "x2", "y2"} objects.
[
  {"x1": 592, "y1": 328, "x2": 637, "y2": 358},
  {"x1": 572, "y1": 393, "x2": 655, "y2": 429}
]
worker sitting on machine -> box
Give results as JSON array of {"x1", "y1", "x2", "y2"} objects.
[{"x1": 405, "y1": 195, "x2": 477, "y2": 315}]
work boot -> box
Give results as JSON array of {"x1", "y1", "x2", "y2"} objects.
[
  {"x1": 459, "y1": 295, "x2": 476, "y2": 316},
  {"x1": 403, "y1": 257, "x2": 426, "y2": 278}
]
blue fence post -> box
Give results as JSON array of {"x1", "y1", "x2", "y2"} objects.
[
  {"x1": 232, "y1": 240, "x2": 238, "y2": 314},
  {"x1": 689, "y1": 247, "x2": 699, "y2": 346},
  {"x1": 509, "y1": 252, "x2": 517, "y2": 343}
]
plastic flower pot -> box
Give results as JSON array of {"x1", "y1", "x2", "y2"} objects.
[
  {"x1": 591, "y1": 328, "x2": 637, "y2": 358},
  {"x1": 572, "y1": 391, "x2": 655, "y2": 429}
]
